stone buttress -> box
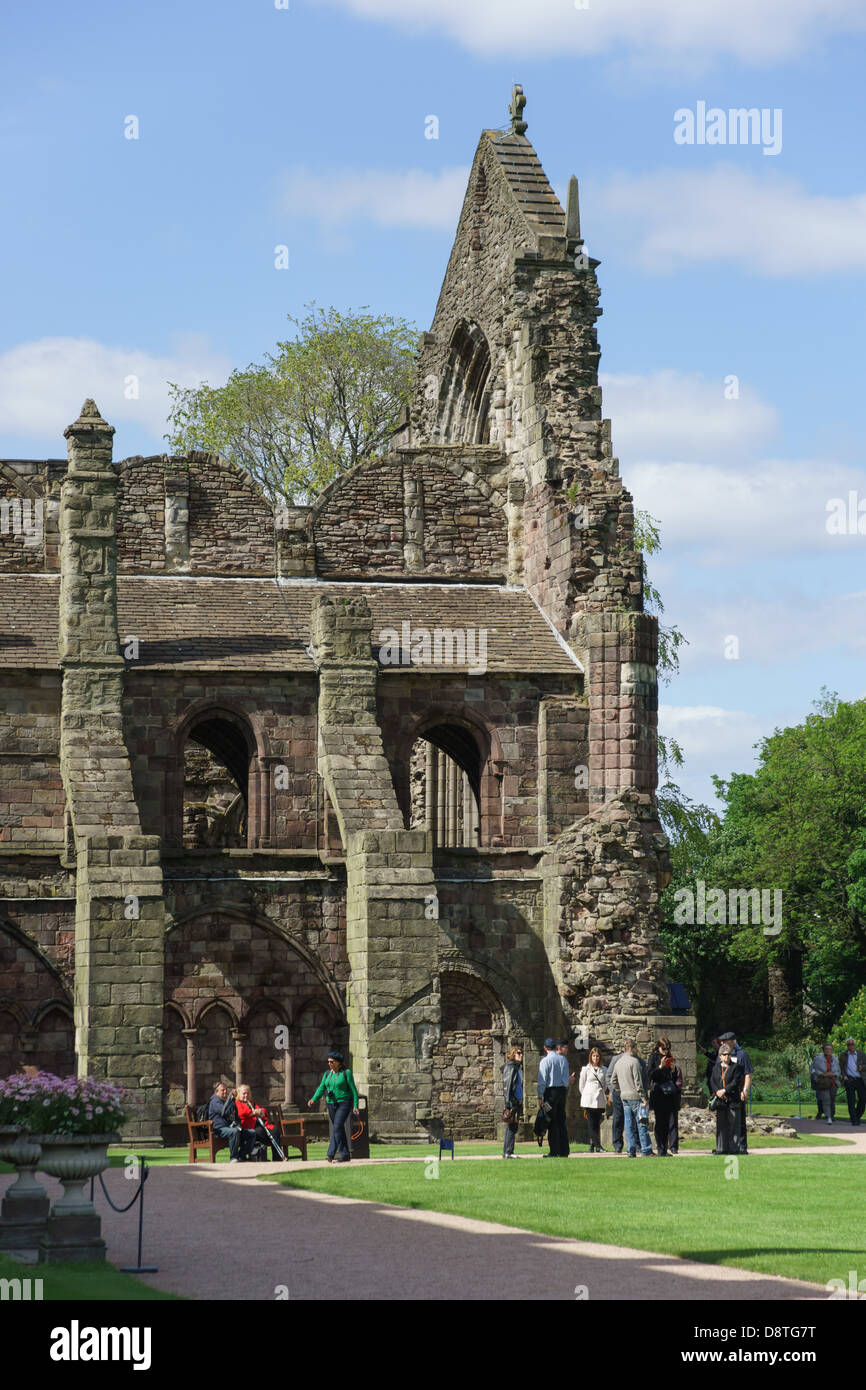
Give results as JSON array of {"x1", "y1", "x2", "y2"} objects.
[
  {"x1": 59, "y1": 401, "x2": 164, "y2": 1142},
  {"x1": 311, "y1": 595, "x2": 440, "y2": 1137}
]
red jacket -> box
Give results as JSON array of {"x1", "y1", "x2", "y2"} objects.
[{"x1": 236, "y1": 1099, "x2": 273, "y2": 1132}]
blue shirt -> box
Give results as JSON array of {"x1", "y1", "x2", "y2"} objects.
[
  {"x1": 537, "y1": 1050, "x2": 570, "y2": 1098},
  {"x1": 514, "y1": 1071, "x2": 523, "y2": 1103}
]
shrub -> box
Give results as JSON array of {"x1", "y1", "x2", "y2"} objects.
[{"x1": 831, "y1": 985, "x2": 866, "y2": 1056}]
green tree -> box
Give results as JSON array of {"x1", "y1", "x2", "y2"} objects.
[
  {"x1": 702, "y1": 691, "x2": 866, "y2": 1032},
  {"x1": 166, "y1": 305, "x2": 420, "y2": 506}
]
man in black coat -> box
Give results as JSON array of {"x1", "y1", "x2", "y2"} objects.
[
  {"x1": 710, "y1": 1045, "x2": 744, "y2": 1155},
  {"x1": 207, "y1": 1081, "x2": 242, "y2": 1161},
  {"x1": 719, "y1": 1032, "x2": 753, "y2": 1153}
]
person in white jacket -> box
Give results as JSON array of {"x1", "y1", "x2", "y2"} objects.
[{"x1": 579, "y1": 1046, "x2": 609, "y2": 1152}]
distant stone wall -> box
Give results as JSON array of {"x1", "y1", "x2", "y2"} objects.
[
  {"x1": 0, "y1": 918, "x2": 74, "y2": 1076},
  {"x1": 117, "y1": 457, "x2": 165, "y2": 572},
  {"x1": 187, "y1": 455, "x2": 274, "y2": 575},
  {"x1": 0, "y1": 466, "x2": 44, "y2": 573},
  {"x1": 312, "y1": 453, "x2": 507, "y2": 579},
  {"x1": 0, "y1": 673, "x2": 65, "y2": 845}
]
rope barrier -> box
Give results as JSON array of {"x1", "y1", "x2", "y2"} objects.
[{"x1": 90, "y1": 1157, "x2": 158, "y2": 1273}]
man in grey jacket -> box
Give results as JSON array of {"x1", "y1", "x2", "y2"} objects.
[
  {"x1": 610, "y1": 1040, "x2": 653, "y2": 1157},
  {"x1": 840, "y1": 1038, "x2": 866, "y2": 1125}
]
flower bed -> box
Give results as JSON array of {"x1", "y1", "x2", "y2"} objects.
[{"x1": 0, "y1": 1072, "x2": 136, "y2": 1136}]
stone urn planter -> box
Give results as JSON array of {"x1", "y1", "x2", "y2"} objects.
[
  {"x1": 0, "y1": 1125, "x2": 50, "y2": 1254},
  {"x1": 37, "y1": 1133, "x2": 119, "y2": 1264}
]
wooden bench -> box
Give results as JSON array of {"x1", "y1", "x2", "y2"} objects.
[
  {"x1": 270, "y1": 1105, "x2": 308, "y2": 1161},
  {"x1": 184, "y1": 1105, "x2": 229, "y2": 1164}
]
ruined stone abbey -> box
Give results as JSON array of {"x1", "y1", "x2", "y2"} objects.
[{"x1": 0, "y1": 93, "x2": 695, "y2": 1142}]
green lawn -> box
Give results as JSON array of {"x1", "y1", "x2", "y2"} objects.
[
  {"x1": 265, "y1": 1152, "x2": 866, "y2": 1287},
  {"x1": 0, "y1": 1250, "x2": 178, "y2": 1300},
  {"x1": 0, "y1": 1127, "x2": 845, "y2": 1181}
]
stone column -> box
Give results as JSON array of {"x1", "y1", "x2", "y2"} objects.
[
  {"x1": 403, "y1": 468, "x2": 425, "y2": 571},
  {"x1": 425, "y1": 742, "x2": 435, "y2": 833},
  {"x1": 233, "y1": 1031, "x2": 245, "y2": 1085},
  {"x1": 58, "y1": 401, "x2": 165, "y2": 1145},
  {"x1": 164, "y1": 465, "x2": 190, "y2": 572},
  {"x1": 182, "y1": 1030, "x2": 197, "y2": 1107},
  {"x1": 275, "y1": 505, "x2": 314, "y2": 578}
]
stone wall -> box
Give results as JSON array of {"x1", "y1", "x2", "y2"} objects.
[
  {"x1": 312, "y1": 452, "x2": 508, "y2": 579},
  {"x1": 542, "y1": 789, "x2": 670, "y2": 1058},
  {"x1": 188, "y1": 455, "x2": 274, "y2": 575},
  {"x1": 116, "y1": 458, "x2": 166, "y2": 572},
  {"x1": 0, "y1": 673, "x2": 65, "y2": 845}
]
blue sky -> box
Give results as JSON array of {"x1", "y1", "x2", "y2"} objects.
[{"x1": 2, "y1": 0, "x2": 865, "y2": 805}]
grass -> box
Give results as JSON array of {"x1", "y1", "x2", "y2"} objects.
[
  {"x1": 0, "y1": 1124, "x2": 845, "y2": 1180},
  {"x1": 0, "y1": 1250, "x2": 178, "y2": 1300},
  {"x1": 266, "y1": 1152, "x2": 866, "y2": 1287}
]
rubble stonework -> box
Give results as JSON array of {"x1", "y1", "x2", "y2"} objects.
[{"x1": 0, "y1": 93, "x2": 695, "y2": 1142}]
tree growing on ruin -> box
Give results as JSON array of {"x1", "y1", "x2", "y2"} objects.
[{"x1": 166, "y1": 305, "x2": 419, "y2": 506}]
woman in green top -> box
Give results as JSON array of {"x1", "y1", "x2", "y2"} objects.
[{"x1": 308, "y1": 1050, "x2": 359, "y2": 1163}]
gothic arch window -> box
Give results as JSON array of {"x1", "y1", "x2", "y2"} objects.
[
  {"x1": 438, "y1": 321, "x2": 492, "y2": 445},
  {"x1": 179, "y1": 709, "x2": 255, "y2": 849},
  {"x1": 410, "y1": 723, "x2": 482, "y2": 848}
]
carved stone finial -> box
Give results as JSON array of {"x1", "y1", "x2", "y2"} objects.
[
  {"x1": 64, "y1": 398, "x2": 115, "y2": 441},
  {"x1": 509, "y1": 84, "x2": 527, "y2": 135},
  {"x1": 565, "y1": 175, "x2": 581, "y2": 242}
]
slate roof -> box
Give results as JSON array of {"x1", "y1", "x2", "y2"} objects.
[
  {"x1": 487, "y1": 132, "x2": 566, "y2": 238},
  {"x1": 0, "y1": 576, "x2": 581, "y2": 674}
]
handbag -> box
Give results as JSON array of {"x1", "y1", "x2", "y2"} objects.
[{"x1": 502, "y1": 1106, "x2": 520, "y2": 1123}]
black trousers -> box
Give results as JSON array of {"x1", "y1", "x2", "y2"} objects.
[
  {"x1": 842, "y1": 1077, "x2": 866, "y2": 1123},
  {"x1": 544, "y1": 1086, "x2": 569, "y2": 1156},
  {"x1": 716, "y1": 1100, "x2": 742, "y2": 1155},
  {"x1": 585, "y1": 1107, "x2": 604, "y2": 1148},
  {"x1": 653, "y1": 1101, "x2": 676, "y2": 1154},
  {"x1": 738, "y1": 1094, "x2": 748, "y2": 1152}
]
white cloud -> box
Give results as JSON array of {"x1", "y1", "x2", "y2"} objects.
[
  {"x1": 0, "y1": 335, "x2": 232, "y2": 446},
  {"x1": 311, "y1": 0, "x2": 866, "y2": 63},
  {"x1": 281, "y1": 165, "x2": 470, "y2": 232},
  {"x1": 665, "y1": 588, "x2": 866, "y2": 670},
  {"x1": 627, "y1": 458, "x2": 866, "y2": 561},
  {"x1": 595, "y1": 167, "x2": 866, "y2": 275},
  {"x1": 659, "y1": 703, "x2": 767, "y2": 802},
  {"x1": 602, "y1": 370, "x2": 779, "y2": 462}
]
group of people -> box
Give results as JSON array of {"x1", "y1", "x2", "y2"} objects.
[
  {"x1": 502, "y1": 1030, "x2": 756, "y2": 1158},
  {"x1": 206, "y1": 1049, "x2": 360, "y2": 1164},
  {"x1": 805, "y1": 1038, "x2": 866, "y2": 1124},
  {"x1": 206, "y1": 1082, "x2": 279, "y2": 1161}
]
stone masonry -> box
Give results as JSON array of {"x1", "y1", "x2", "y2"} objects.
[{"x1": 0, "y1": 90, "x2": 696, "y2": 1142}]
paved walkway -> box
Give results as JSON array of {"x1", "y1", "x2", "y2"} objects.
[{"x1": 3, "y1": 1115, "x2": 858, "y2": 1301}]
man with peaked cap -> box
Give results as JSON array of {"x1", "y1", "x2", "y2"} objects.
[{"x1": 719, "y1": 1032, "x2": 753, "y2": 1152}]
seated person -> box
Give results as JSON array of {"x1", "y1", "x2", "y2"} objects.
[
  {"x1": 206, "y1": 1081, "x2": 242, "y2": 1162},
  {"x1": 235, "y1": 1083, "x2": 276, "y2": 1160}
]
